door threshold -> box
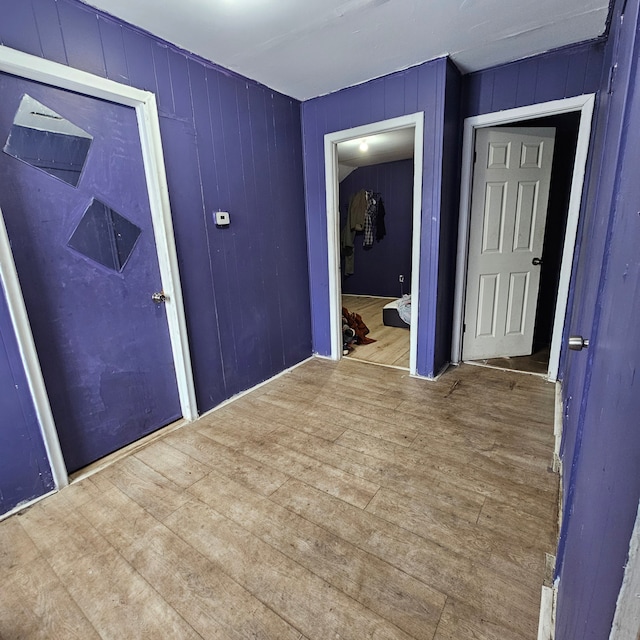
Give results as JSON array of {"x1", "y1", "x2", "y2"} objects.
[
  {"x1": 69, "y1": 417, "x2": 187, "y2": 484},
  {"x1": 464, "y1": 359, "x2": 549, "y2": 379},
  {"x1": 345, "y1": 355, "x2": 409, "y2": 372}
]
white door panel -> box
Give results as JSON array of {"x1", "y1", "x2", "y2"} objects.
[{"x1": 463, "y1": 127, "x2": 555, "y2": 361}]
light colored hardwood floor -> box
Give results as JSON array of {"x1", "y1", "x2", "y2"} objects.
[
  {"x1": 470, "y1": 347, "x2": 551, "y2": 376},
  {"x1": 0, "y1": 358, "x2": 558, "y2": 640},
  {"x1": 342, "y1": 294, "x2": 410, "y2": 368}
]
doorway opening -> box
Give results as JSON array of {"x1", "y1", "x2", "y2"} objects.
[
  {"x1": 324, "y1": 113, "x2": 424, "y2": 375},
  {"x1": 339, "y1": 132, "x2": 414, "y2": 369},
  {"x1": 452, "y1": 95, "x2": 595, "y2": 381}
]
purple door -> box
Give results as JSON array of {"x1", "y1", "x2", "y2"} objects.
[{"x1": 0, "y1": 72, "x2": 181, "y2": 473}]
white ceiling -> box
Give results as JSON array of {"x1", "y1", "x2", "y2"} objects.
[
  {"x1": 337, "y1": 128, "x2": 415, "y2": 181},
  {"x1": 338, "y1": 129, "x2": 415, "y2": 168},
  {"x1": 81, "y1": 0, "x2": 610, "y2": 101}
]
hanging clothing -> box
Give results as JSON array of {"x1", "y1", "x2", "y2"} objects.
[
  {"x1": 375, "y1": 195, "x2": 386, "y2": 242},
  {"x1": 341, "y1": 189, "x2": 367, "y2": 276},
  {"x1": 363, "y1": 191, "x2": 377, "y2": 248}
]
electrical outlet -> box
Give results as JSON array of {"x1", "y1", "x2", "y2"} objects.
[{"x1": 399, "y1": 275, "x2": 404, "y2": 283}]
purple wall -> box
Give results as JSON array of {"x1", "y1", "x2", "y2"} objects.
[
  {"x1": 0, "y1": 0, "x2": 311, "y2": 513},
  {"x1": 302, "y1": 57, "x2": 455, "y2": 377},
  {"x1": 339, "y1": 160, "x2": 414, "y2": 298},
  {"x1": 463, "y1": 30, "x2": 640, "y2": 638},
  {"x1": 554, "y1": 0, "x2": 640, "y2": 636},
  {"x1": 434, "y1": 61, "x2": 463, "y2": 373},
  {"x1": 463, "y1": 40, "x2": 605, "y2": 118}
]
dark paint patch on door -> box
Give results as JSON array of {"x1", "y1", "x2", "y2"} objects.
[{"x1": 0, "y1": 72, "x2": 181, "y2": 473}]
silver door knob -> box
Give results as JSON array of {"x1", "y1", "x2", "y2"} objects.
[
  {"x1": 151, "y1": 291, "x2": 168, "y2": 303},
  {"x1": 568, "y1": 335, "x2": 589, "y2": 351}
]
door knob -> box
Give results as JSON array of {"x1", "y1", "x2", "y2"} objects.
[
  {"x1": 568, "y1": 335, "x2": 590, "y2": 351},
  {"x1": 532, "y1": 257, "x2": 543, "y2": 266},
  {"x1": 151, "y1": 291, "x2": 168, "y2": 304}
]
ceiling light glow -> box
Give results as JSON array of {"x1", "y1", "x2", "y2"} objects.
[{"x1": 359, "y1": 140, "x2": 368, "y2": 152}]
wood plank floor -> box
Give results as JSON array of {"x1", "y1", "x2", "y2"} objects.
[
  {"x1": 0, "y1": 358, "x2": 558, "y2": 640},
  {"x1": 470, "y1": 347, "x2": 551, "y2": 376},
  {"x1": 342, "y1": 295, "x2": 410, "y2": 368}
]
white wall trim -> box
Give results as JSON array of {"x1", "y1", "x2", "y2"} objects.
[
  {"x1": 324, "y1": 112, "x2": 424, "y2": 376},
  {"x1": 0, "y1": 45, "x2": 198, "y2": 488},
  {"x1": 554, "y1": 381, "x2": 564, "y2": 473},
  {"x1": 0, "y1": 489, "x2": 57, "y2": 523},
  {"x1": 610, "y1": 501, "x2": 640, "y2": 640},
  {"x1": 0, "y1": 210, "x2": 68, "y2": 489},
  {"x1": 451, "y1": 95, "x2": 596, "y2": 382},
  {"x1": 538, "y1": 583, "x2": 557, "y2": 640}
]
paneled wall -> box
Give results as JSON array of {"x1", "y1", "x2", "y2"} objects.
[
  {"x1": 434, "y1": 62, "x2": 463, "y2": 371},
  {"x1": 0, "y1": 0, "x2": 311, "y2": 514},
  {"x1": 554, "y1": 0, "x2": 640, "y2": 636},
  {"x1": 340, "y1": 160, "x2": 414, "y2": 298},
  {"x1": 463, "y1": 40, "x2": 605, "y2": 118},
  {"x1": 302, "y1": 58, "x2": 462, "y2": 377}
]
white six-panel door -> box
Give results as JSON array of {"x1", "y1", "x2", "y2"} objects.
[{"x1": 462, "y1": 127, "x2": 556, "y2": 361}]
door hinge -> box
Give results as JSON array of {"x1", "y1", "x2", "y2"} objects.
[
  {"x1": 608, "y1": 63, "x2": 618, "y2": 94},
  {"x1": 463, "y1": 323, "x2": 467, "y2": 333}
]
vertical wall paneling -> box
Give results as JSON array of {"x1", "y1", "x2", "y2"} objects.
[
  {"x1": 434, "y1": 60, "x2": 463, "y2": 372},
  {"x1": 340, "y1": 160, "x2": 414, "y2": 298},
  {"x1": 558, "y1": 34, "x2": 621, "y2": 503},
  {"x1": 554, "y1": 0, "x2": 640, "y2": 637},
  {"x1": 96, "y1": 16, "x2": 128, "y2": 84},
  {"x1": 120, "y1": 26, "x2": 157, "y2": 94},
  {"x1": 152, "y1": 43, "x2": 175, "y2": 117},
  {"x1": 167, "y1": 49, "x2": 191, "y2": 121},
  {"x1": 302, "y1": 58, "x2": 448, "y2": 377},
  {"x1": 0, "y1": 0, "x2": 311, "y2": 515},
  {"x1": 0, "y1": 2, "x2": 41, "y2": 57},
  {"x1": 463, "y1": 40, "x2": 606, "y2": 119},
  {"x1": 31, "y1": 0, "x2": 67, "y2": 65},
  {"x1": 56, "y1": 2, "x2": 106, "y2": 77}
]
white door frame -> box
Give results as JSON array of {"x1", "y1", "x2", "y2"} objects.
[
  {"x1": 451, "y1": 95, "x2": 595, "y2": 382},
  {"x1": 324, "y1": 112, "x2": 424, "y2": 375},
  {"x1": 0, "y1": 45, "x2": 198, "y2": 490}
]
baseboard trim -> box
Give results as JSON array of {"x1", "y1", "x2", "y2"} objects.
[
  {"x1": 0, "y1": 489, "x2": 57, "y2": 522},
  {"x1": 198, "y1": 355, "x2": 315, "y2": 421},
  {"x1": 553, "y1": 381, "x2": 563, "y2": 473},
  {"x1": 538, "y1": 581, "x2": 558, "y2": 640}
]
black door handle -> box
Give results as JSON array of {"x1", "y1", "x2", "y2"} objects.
[{"x1": 532, "y1": 257, "x2": 542, "y2": 266}]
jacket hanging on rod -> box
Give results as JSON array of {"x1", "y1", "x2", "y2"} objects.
[{"x1": 341, "y1": 189, "x2": 386, "y2": 275}]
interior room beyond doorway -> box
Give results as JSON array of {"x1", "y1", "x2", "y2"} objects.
[
  {"x1": 342, "y1": 294, "x2": 410, "y2": 369},
  {"x1": 337, "y1": 129, "x2": 415, "y2": 371}
]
